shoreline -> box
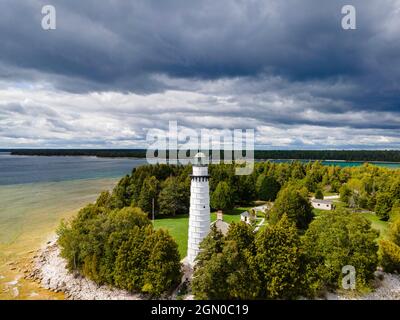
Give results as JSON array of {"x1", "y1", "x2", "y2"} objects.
[
  {"x1": 28, "y1": 237, "x2": 400, "y2": 300},
  {"x1": 27, "y1": 236, "x2": 145, "y2": 300}
]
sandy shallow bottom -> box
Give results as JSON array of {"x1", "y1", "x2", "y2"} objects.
[{"x1": 0, "y1": 178, "x2": 118, "y2": 300}]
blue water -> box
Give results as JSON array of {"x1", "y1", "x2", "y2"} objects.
[
  {"x1": 0, "y1": 152, "x2": 147, "y2": 185},
  {"x1": 0, "y1": 152, "x2": 399, "y2": 186}
]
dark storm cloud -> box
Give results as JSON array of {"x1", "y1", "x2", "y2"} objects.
[
  {"x1": 0, "y1": 0, "x2": 400, "y2": 148},
  {"x1": 0, "y1": 1, "x2": 398, "y2": 90}
]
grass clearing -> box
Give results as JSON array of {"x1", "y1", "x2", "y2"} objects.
[
  {"x1": 153, "y1": 206, "x2": 250, "y2": 258},
  {"x1": 362, "y1": 212, "x2": 389, "y2": 239}
]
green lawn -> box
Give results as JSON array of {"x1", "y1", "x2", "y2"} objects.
[
  {"x1": 312, "y1": 208, "x2": 328, "y2": 217},
  {"x1": 153, "y1": 207, "x2": 249, "y2": 258},
  {"x1": 211, "y1": 206, "x2": 251, "y2": 223},
  {"x1": 153, "y1": 214, "x2": 189, "y2": 258},
  {"x1": 362, "y1": 212, "x2": 389, "y2": 239}
]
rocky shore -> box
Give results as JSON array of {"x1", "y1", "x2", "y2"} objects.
[
  {"x1": 325, "y1": 272, "x2": 400, "y2": 300},
  {"x1": 27, "y1": 236, "x2": 145, "y2": 300},
  {"x1": 27, "y1": 236, "x2": 400, "y2": 300}
]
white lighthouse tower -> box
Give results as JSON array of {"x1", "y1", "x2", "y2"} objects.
[{"x1": 187, "y1": 152, "x2": 211, "y2": 265}]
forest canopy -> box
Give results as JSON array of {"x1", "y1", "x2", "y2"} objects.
[{"x1": 7, "y1": 149, "x2": 400, "y2": 162}]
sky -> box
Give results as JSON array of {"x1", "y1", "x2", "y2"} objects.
[{"x1": 0, "y1": 0, "x2": 399, "y2": 149}]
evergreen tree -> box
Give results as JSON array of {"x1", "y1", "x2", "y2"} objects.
[
  {"x1": 256, "y1": 174, "x2": 280, "y2": 201},
  {"x1": 270, "y1": 185, "x2": 314, "y2": 230},
  {"x1": 340, "y1": 184, "x2": 352, "y2": 204},
  {"x1": 314, "y1": 189, "x2": 324, "y2": 200},
  {"x1": 158, "y1": 177, "x2": 189, "y2": 216},
  {"x1": 375, "y1": 192, "x2": 392, "y2": 220},
  {"x1": 194, "y1": 225, "x2": 225, "y2": 269},
  {"x1": 192, "y1": 227, "x2": 260, "y2": 299},
  {"x1": 142, "y1": 229, "x2": 182, "y2": 296},
  {"x1": 138, "y1": 176, "x2": 159, "y2": 215},
  {"x1": 255, "y1": 214, "x2": 304, "y2": 299},
  {"x1": 211, "y1": 181, "x2": 234, "y2": 211},
  {"x1": 226, "y1": 222, "x2": 255, "y2": 253}
]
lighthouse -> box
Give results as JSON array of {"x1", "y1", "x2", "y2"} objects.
[{"x1": 187, "y1": 152, "x2": 211, "y2": 265}]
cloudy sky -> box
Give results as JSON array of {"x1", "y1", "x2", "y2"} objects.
[{"x1": 0, "y1": 0, "x2": 399, "y2": 149}]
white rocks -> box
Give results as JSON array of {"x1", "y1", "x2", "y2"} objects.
[
  {"x1": 326, "y1": 272, "x2": 400, "y2": 300},
  {"x1": 29, "y1": 237, "x2": 144, "y2": 300}
]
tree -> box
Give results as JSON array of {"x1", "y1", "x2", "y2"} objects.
[
  {"x1": 375, "y1": 192, "x2": 392, "y2": 220},
  {"x1": 142, "y1": 229, "x2": 182, "y2": 296},
  {"x1": 237, "y1": 175, "x2": 256, "y2": 204},
  {"x1": 388, "y1": 216, "x2": 400, "y2": 246},
  {"x1": 270, "y1": 185, "x2": 314, "y2": 230},
  {"x1": 302, "y1": 210, "x2": 379, "y2": 294},
  {"x1": 192, "y1": 226, "x2": 260, "y2": 299},
  {"x1": 391, "y1": 200, "x2": 400, "y2": 222},
  {"x1": 340, "y1": 184, "x2": 352, "y2": 204},
  {"x1": 194, "y1": 225, "x2": 225, "y2": 268},
  {"x1": 110, "y1": 175, "x2": 132, "y2": 208},
  {"x1": 138, "y1": 176, "x2": 159, "y2": 215},
  {"x1": 379, "y1": 216, "x2": 400, "y2": 273},
  {"x1": 315, "y1": 189, "x2": 324, "y2": 200},
  {"x1": 226, "y1": 222, "x2": 255, "y2": 253},
  {"x1": 255, "y1": 214, "x2": 305, "y2": 299},
  {"x1": 95, "y1": 191, "x2": 112, "y2": 208},
  {"x1": 379, "y1": 240, "x2": 400, "y2": 273},
  {"x1": 256, "y1": 174, "x2": 281, "y2": 201},
  {"x1": 158, "y1": 177, "x2": 189, "y2": 216},
  {"x1": 114, "y1": 226, "x2": 149, "y2": 291},
  {"x1": 211, "y1": 181, "x2": 234, "y2": 211}
]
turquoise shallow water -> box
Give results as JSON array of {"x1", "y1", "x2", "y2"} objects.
[{"x1": 266, "y1": 159, "x2": 400, "y2": 168}]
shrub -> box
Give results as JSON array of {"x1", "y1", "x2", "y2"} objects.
[{"x1": 379, "y1": 240, "x2": 400, "y2": 273}]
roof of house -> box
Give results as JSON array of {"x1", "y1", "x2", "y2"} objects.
[
  {"x1": 241, "y1": 211, "x2": 250, "y2": 217},
  {"x1": 311, "y1": 199, "x2": 333, "y2": 205},
  {"x1": 212, "y1": 219, "x2": 230, "y2": 236},
  {"x1": 253, "y1": 204, "x2": 270, "y2": 212}
]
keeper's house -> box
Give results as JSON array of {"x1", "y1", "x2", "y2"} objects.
[{"x1": 311, "y1": 199, "x2": 334, "y2": 211}]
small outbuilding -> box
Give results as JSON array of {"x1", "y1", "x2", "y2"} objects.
[
  {"x1": 311, "y1": 199, "x2": 334, "y2": 211},
  {"x1": 241, "y1": 211, "x2": 255, "y2": 224}
]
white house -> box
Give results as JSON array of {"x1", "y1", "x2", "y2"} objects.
[
  {"x1": 311, "y1": 199, "x2": 334, "y2": 211},
  {"x1": 241, "y1": 211, "x2": 255, "y2": 224}
]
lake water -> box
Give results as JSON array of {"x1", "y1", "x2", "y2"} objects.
[
  {"x1": 0, "y1": 153, "x2": 146, "y2": 299},
  {"x1": 0, "y1": 152, "x2": 148, "y2": 185}
]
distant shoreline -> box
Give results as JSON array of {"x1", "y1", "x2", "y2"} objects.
[{"x1": 3, "y1": 149, "x2": 400, "y2": 163}]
